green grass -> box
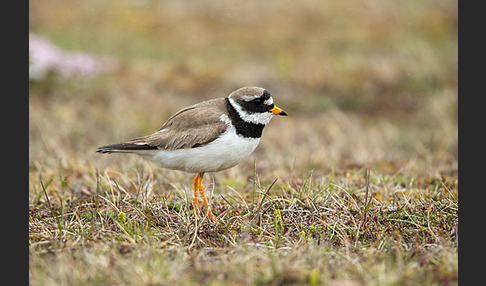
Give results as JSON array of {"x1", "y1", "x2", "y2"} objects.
[{"x1": 30, "y1": 0, "x2": 457, "y2": 285}]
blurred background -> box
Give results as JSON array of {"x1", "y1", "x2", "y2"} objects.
[{"x1": 29, "y1": 0, "x2": 457, "y2": 183}]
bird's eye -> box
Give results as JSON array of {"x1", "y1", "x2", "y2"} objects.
[{"x1": 253, "y1": 98, "x2": 263, "y2": 105}]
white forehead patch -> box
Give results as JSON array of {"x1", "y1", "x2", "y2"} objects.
[{"x1": 264, "y1": 98, "x2": 274, "y2": 106}]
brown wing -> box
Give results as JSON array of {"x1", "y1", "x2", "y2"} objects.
[{"x1": 127, "y1": 98, "x2": 229, "y2": 150}]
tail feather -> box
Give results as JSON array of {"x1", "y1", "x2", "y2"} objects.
[{"x1": 96, "y1": 142, "x2": 158, "y2": 154}]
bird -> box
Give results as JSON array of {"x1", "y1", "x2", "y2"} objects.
[{"x1": 96, "y1": 86, "x2": 287, "y2": 222}]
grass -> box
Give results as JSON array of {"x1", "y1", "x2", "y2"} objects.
[
  {"x1": 29, "y1": 165, "x2": 457, "y2": 285},
  {"x1": 29, "y1": 0, "x2": 457, "y2": 285}
]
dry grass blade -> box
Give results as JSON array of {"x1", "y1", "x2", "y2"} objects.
[
  {"x1": 40, "y1": 180, "x2": 63, "y2": 237},
  {"x1": 363, "y1": 168, "x2": 371, "y2": 225},
  {"x1": 251, "y1": 177, "x2": 278, "y2": 224}
]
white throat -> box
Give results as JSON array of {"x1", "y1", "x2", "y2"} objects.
[{"x1": 228, "y1": 97, "x2": 274, "y2": 125}]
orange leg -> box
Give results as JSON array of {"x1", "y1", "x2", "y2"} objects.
[
  {"x1": 195, "y1": 173, "x2": 217, "y2": 222},
  {"x1": 193, "y1": 174, "x2": 201, "y2": 218}
]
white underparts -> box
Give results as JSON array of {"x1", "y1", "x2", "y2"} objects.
[{"x1": 134, "y1": 123, "x2": 260, "y2": 173}]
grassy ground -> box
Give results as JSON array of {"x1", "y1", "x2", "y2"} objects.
[{"x1": 29, "y1": 1, "x2": 457, "y2": 285}]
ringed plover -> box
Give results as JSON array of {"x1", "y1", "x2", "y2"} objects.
[{"x1": 97, "y1": 86, "x2": 287, "y2": 222}]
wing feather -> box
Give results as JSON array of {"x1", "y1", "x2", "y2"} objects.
[{"x1": 128, "y1": 98, "x2": 229, "y2": 150}]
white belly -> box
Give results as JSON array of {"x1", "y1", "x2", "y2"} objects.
[{"x1": 137, "y1": 128, "x2": 260, "y2": 173}]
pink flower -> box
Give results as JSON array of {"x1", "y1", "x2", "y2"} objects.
[{"x1": 29, "y1": 33, "x2": 117, "y2": 80}]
